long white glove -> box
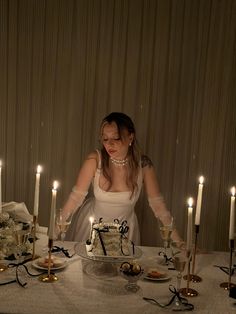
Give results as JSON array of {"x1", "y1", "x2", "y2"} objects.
[
  {"x1": 62, "y1": 186, "x2": 87, "y2": 220},
  {"x1": 148, "y1": 196, "x2": 182, "y2": 242}
]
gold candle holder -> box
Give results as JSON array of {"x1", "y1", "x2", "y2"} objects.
[
  {"x1": 38, "y1": 238, "x2": 58, "y2": 283},
  {"x1": 183, "y1": 225, "x2": 202, "y2": 282},
  {"x1": 0, "y1": 263, "x2": 8, "y2": 272},
  {"x1": 180, "y1": 250, "x2": 198, "y2": 297},
  {"x1": 220, "y1": 239, "x2": 236, "y2": 290}
]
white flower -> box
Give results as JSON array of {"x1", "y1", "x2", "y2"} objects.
[{"x1": 0, "y1": 215, "x2": 32, "y2": 259}]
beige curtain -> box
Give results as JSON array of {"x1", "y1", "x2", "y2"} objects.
[{"x1": 0, "y1": 0, "x2": 235, "y2": 251}]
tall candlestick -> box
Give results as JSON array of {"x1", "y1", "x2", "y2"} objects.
[
  {"x1": 48, "y1": 181, "x2": 58, "y2": 239},
  {"x1": 33, "y1": 165, "x2": 42, "y2": 216},
  {"x1": 220, "y1": 186, "x2": 236, "y2": 290},
  {"x1": 195, "y1": 176, "x2": 204, "y2": 226},
  {"x1": 0, "y1": 160, "x2": 2, "y2": 213},
  {"x1": 229, "y1": 187, "x2": 235, "y2": 240},
  {"x1": 187, "y1": 197, "x2": 193, "y2": 251}
]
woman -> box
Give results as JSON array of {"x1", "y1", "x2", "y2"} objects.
[{"x1": 62, "y1": 112, "x2": 181, "y2": 244}]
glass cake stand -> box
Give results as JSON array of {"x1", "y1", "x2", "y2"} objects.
[
  {"x1": 74, "y1": 242, "x2": 142, "y2": 279},
  {"x1": 74, "y1": 242, "x2": 142, "y2": 262}
]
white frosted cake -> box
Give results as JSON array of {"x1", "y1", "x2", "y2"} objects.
[{"x1": 86, "y1": 220, "x2": 134, "y2": 257}]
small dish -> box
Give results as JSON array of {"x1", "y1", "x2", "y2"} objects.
[
  {"x1": 120, "y1": 262, "x2": 144, "y2": 292},
  {"x1": 144, "y1": 268, "x2": 171, "y2": 282},
  {"x1": 32, "y1": 257, "x2": 67, "y2": 271}
]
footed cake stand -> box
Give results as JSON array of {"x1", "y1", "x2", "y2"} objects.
[{"x1": 74, "y1": 242, "x2": 142, "y2": 279}]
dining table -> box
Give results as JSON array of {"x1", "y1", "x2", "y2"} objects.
[{"x1": 0, "y1": 227, "x2": 236, "y2": 314}]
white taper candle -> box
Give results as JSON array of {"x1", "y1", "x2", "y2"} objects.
[
  {"x1": 187, "y1": 197, "x2": 193, "y2": 251},
  {"x1": 89, "y1": 216, "x2": 94, "y2": 240},
  {"x1": 195, "y1": 176, "x2": 204, "y2": 225},
  {"x1": 48, "y1": 181, "x2": 59, "y2": 239},
  {"x1": 33, "y1": 165, "x2": 42, "y2": 216},
  {"x1": 229, "y1": 187, "x2": 235, "y2": 240}
]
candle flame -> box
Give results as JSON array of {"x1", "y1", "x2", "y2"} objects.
[
  {"x1": 199, "y1": 176, "x2": 204, "y2": 184},
  {"x1": 188, "y1": 197, "x2": 193, "y2": 207},
  {"x1": 36, "y1": 165, "x2": 42, "y2": 173},
  {"x1": 0, "y1": 160, "x2": 2, "y2": 167},
  {"x1": 53, "y1": 180, "x2": 59, "y2": 190},
  {"x1": 89, "y1": 216, "x2": 94, "y2": 224},
  {"x1": 231, "y1": 186, "x2": 236, "y2": 197}
]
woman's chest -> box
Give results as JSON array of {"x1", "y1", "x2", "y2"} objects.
[{"x1": 99, "y1": 169, "x2": 130, "y2": 192}]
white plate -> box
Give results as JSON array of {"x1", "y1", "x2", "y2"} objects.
[{"x1": 32, "y1": 257, "x2": 67, "y2": 271}]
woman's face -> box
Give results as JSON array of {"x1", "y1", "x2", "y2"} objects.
[{"x1": 101, "y1": 122, "x2": 133, "y2": 160}]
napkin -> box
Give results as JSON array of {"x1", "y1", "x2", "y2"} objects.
[{"x1": 2, "y1": 201, "x2": 33, "y2": 223}]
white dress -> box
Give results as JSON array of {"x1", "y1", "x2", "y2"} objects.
[{"x1": 65, "y1": 150, "x2": 143, "y2": 245}]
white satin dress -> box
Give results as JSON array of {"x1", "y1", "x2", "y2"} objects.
[{"x1": 65, "y1": 150, "x2": 143, "y2": 245}]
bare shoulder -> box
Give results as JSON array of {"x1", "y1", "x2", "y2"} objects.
[
  {"x1": 86, "y1": 150, "x2": 98, "y2": 161},
  {"x1": 141, "y1": 155, "x2": 160, "y2": 194},
  {"x1": 141, "y1": 155, "x2": 154, "y2": 168},
  {"x1": 83, "y1": 150, "x2": 98, "y2": 168},
  {"x1": 75, "y1": 151, "x2": 98, "y2": 187}
]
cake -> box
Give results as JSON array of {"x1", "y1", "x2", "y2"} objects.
[{"x1": 86, "y1": 219, "x2": 134, "y2": 257}]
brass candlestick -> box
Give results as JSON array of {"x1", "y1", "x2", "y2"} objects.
[
  {"x1": 220, "y1": 239, "x2": 236, "y2": 290},
  {"x1": 180, "y1": 250, "x2": 198, "y2": 297},
  {"x1": 38, "y1": 238, "x2": 58, "y2": 282},
  {"x1": 0, "y1": 263, "x2": 7, "y2": 272},
  {"x1": 183, "y1": 225, "x2": 202, "y2": 282}
]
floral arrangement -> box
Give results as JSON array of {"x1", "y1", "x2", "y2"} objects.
[{"x1": 0, "y1": 212, "x2": 32, "y2": 260}]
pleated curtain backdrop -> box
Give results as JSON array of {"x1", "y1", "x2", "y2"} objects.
[{"x1": 0, "y1": 0, "x2": 235, "y2": 251}]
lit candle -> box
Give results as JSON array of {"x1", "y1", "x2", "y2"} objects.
[
  {"x1": 48, "y1": 181, "x2": 59, "y2": 239},
  {"x1": 229, "y1": 187, "x2": 235, "y2": 240},
  {"x1": 0, "y1": 160, "x2": 2, "y2": 214},
  {"x1": 187, "y1": 197, "x2": 193, "y2": 251},
  {"x1": 33, "y1": 165, "x2": 42, "y2": 216},
  {"x1": 89, "y1": 216, "x2": 94, "y2": 241},
  {"x1": 195, "y1": 176, "x2": 204, "y2": 225}
]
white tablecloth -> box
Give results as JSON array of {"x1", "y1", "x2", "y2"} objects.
[{"x1": 0, "y1": 229, "x2": 236, "y2": 314}]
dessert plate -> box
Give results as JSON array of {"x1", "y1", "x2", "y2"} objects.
[
  {"x1": 144, "y1": 268, "x2": 171, "y2": 281},
  {"x1": 32, "y1": 257, "x2": 67, "y2": 271}
]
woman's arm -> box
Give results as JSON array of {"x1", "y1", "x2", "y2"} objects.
[
  {"x1": 142, "y1": 155, "x2": 182, "y2": 242},
  {"x1": 62, "y1": 151, "x2": 98, "y2": 219}
]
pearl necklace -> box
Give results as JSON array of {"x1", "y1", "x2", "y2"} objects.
[{"x1": 110, "y1": 157, "x2": 128, "y2": 166}]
